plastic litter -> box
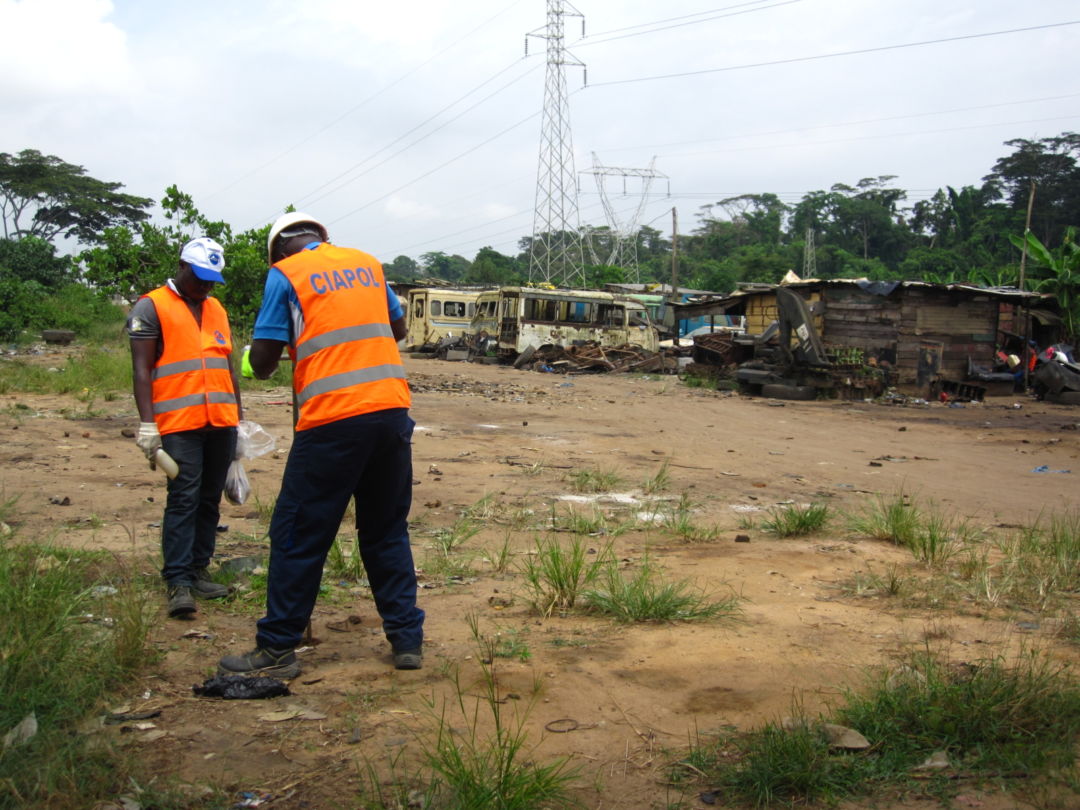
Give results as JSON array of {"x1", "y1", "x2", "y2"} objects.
[
  {"x1": 224, "y1": 460, "x2": 251, "y2": 505},
  {"x1": 1031, "y1": 465, "x2": 1071, "y2": 474},
  {"x1": 193, "y1": 675, "x2": 290, "y2": 700},
  {"x1": 236, "y1": 420, "x2": 275, "y2": 460}
]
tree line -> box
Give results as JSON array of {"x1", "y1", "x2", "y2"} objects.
[{"x1": 1, "y1": 134, "x2": 1078, "y2": 340}]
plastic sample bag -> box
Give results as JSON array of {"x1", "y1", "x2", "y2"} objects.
[
  {"x1": 236, "y1": 420, "x2": 275, "y2": 460},
  {"x1": 224, "y1": 460, "x2": 251, "y2": 505}
]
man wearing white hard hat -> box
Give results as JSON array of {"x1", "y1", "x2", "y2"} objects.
[
  {"x1": 219, "y1": 212, "x2": 423, "y2": 679},
  {"x1": 127, "y1": 237, "x2": 242, "y2": 618}
]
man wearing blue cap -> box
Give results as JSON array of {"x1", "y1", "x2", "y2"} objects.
[{"x1": 127, "y1": 237, "x2": 243, "y2": 618}]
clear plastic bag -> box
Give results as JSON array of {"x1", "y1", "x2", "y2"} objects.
[
  {"x1": 236, "y1": 420, "x2": 275, "y2": 460},
  {"x1": 224, "y1": 460, "x2": 251, "y2": 505}
]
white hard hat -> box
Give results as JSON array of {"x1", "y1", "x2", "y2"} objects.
[{"x1": 267, "y1": 212, "x2": 328, "y2": 262}]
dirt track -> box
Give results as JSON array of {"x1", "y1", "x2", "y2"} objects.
[{"x1": 3, "y1": 352, "x2": 1079, "y2": 808}]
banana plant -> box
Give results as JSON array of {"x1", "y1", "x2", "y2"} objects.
[{"x1": 1009, "y1": 227, "x2": 1079, "y2": 340}]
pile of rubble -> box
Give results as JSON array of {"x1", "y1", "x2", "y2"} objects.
[{"x1": 523, "y1": 343, "x2": 680, "y2": 374}]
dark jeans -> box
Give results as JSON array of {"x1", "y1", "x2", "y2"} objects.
[
  {"x1": 256, "y1": 408, "x2": 424, "y2": 653},
  {"x1": 160, "y1": 427, "x2": 236, "y2": 586}
]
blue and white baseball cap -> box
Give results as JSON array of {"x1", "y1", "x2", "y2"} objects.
[{"x1": 180, "y1": 237, "x2": 226, "y2": 283}]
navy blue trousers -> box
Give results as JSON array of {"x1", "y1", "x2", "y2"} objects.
[
  {"x1": 160, "y1": 427, "x2": 236, "y2": 586},
  {"x1": 256, "y1": 408, "x2": 424, "y2": 652}
]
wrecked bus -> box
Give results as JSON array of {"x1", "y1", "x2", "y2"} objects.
[
  {"x1": 470, "y1": 286, "x2": 659, "y2": 357},
  {"x1": 404, "y1": 288, "x2": 482, "y2": 350}
]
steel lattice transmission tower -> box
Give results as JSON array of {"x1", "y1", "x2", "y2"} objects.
[
  {"x1": 526, "y1": 0, "x2": 586, "y2": 287},
  {"x1": 583, "y1": 153, "x2": 668, "y2": 283},
  {"x1": 802, "y1": 227, "x2": 817, "y2": 277}
]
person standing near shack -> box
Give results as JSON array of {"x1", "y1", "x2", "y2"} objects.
[
  {"x1": 128, "y1": 237, "x2": 241, "y2": 618},
  {"x1": 218, "y1": 212, "x2": 424, "y2": 679}
]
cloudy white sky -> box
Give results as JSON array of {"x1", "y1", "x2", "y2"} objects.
[{"x1": 2, "y1": 0, "x2": 1078, "y2": 264}]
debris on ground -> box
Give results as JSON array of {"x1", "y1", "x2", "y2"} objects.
[
  {"x1": 193, "y1": 675, "x2": 291, "y2": 700},
  {"x1": 528, "y1": 343, "x2": 680, "y2": 374}
]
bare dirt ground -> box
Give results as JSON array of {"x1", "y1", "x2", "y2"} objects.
[{"x1": 3, "y1": 350, "x2": 1080, "y2": 809}]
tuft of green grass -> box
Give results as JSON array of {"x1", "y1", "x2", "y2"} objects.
[
  {"x1": 680, "y1": 373, "x2": 720, "y2": 391},
  {"x1": 717, "y1": 719, "x2": 860, "y2": 807},
  {"x1": 670, "y1": 648, "x2": 1080, "y2": 808},
  {"x1": 492, "y1": 626, "x2": 532, "y2": 662},
  {"x1": 251, "y1": 492, "x2": 276, "y2": 527},
  {"x1": 838, "y1": 648, "x2": 1080, "y2": 776},
  {"x1": 761, "y1": 503, "x2": 829, "y2": 537},
  {"x1": 584, "y1": 556, "x2": 743, "y2": 623},
  {"x1": 556, "y1": 505, "x2": 628, "y2": 537},
  {"x1": 642, "y1": 461, "x2": 672, "y2": 495},
  {"x1": 519, "y1": 535, "x2": 612, "y2": 617},
  {"x1": 846, "y1": 489, "x2": 920, "y2": 546},
  {"x1": 325, "y1": 534, "x2": 366, "y2": 582},
  {"x1": 413, "y1": 615, "x2": 583, "y2": 809},
  {"x1": 566, "y1": 466, "x2": 622, "y2": 494},
  {"x1": 433, "y1": 514, "x2": 482, "y2": 556},
  {"x1": 484, "y1": 531, "x2": 516, "y2": 574},
  {"x1": 661, "y1": 493, "x2": 719, "y2": 543},
  {"x1": 0, "y1": 543, "x2": 156, "y2": 808}
]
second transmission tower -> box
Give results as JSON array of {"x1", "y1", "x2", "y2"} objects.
[
  {"x1": 583, "y1": 153, "x2": 668, "y2": 283},
  {"x1": 526, "y1": 0, "x2": 586, "y2": 287}
]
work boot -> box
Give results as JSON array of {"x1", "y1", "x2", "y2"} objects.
[
  {"x1": 392, "y1": 648, "x2": 422, "y2": 671},
  {"x1": 218, "y1": 646, "x2": 300, "y2": 679},
  {"x1": 191, "y1": 567, "x2": 230, "y2": 599},
  {"x1": 166, "y1": 585, "x2": 196, "y2": 618}
]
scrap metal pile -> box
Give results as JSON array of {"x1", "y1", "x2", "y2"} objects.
[{"x1": 526, "y1": 343, "x2": 680, "y2": 374}]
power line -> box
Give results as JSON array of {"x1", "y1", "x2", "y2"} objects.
[
  {"x1": 596, "y1": 92, "x2": 1080, "y2": 154},
  {"x1": 207, "y1": 0, "x2": 530, "y2": 201},
  {"x1": 293, "y1": 61, "x2": 542, "y2": 213},
  {"x1": 575, "y1": 0, "x2": 804, "y2": 48},
  {"x1": 327, "y1": 109, "x2": 541, "y2": 227},
  {"x1": 590, "y1": 20, "x2": 1080, "y2": 88},
  {"x1": 582, "y1": 0, "x2": 777, "y2": 38},
  {"x1": 657, "y1": 115, "x2": 1080, "y2": 160}
]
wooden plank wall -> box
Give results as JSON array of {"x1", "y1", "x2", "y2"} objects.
[
  {"x1": 821, "y1": 288, "x2": 901, "y2": 363},
  {"x1": 898, "y1": 289, "x2": 998, "y2": 386},
  {"x1": 742, "y1": 285, "x2": 1005, "y2": 390}
]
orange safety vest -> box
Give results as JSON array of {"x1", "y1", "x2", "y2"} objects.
[
  {"x1": 145, "y1": 286, "x2": 239, "y2": 435},
  {"x1": 275, "y1": 243, "x2": 410, "y2": 431}
]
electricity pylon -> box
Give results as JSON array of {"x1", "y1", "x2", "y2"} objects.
[
  {"x1": 802, "y1": 227, "x2": 817, "y2": 278},
  {"x1": 526, "y1": 0, "x2": 586, "y2": 287},
  {"x1": 583, "y1": 153, "x2": 668, "y2": 283}
]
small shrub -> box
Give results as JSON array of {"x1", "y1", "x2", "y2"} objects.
[
  {"x1": 846, "y1": 490, "x2": 920, "y2": 546},
  {"x1": 519, "y1": 535, "x2": 612, "y2": 617},
  {"x1": 584, "y1": 557, "x2": 743, "y2": 623},
  {"x1": 566, "y1": 466, "x2": 622, "y2": 493},
  {"x1": 642, "y1": 461, "x2": 672, "y2": 494},
  {"x1": 761, "y1": 503, "x2": 829, "y2": 537}
]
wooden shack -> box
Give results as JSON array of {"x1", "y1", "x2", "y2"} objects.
[{"x1": 677, "y1": 279, "x2": 1053, "y2": 393}]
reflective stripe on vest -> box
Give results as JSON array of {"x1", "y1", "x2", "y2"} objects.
[
  {"x1": 274, "y1": 243, "x2": 410, "y2": 431},
  {"x1": 145, "y1": 286, "x2": 239, "y2": 435}
]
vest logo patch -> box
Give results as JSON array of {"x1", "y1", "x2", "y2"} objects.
[
  {"x1": 213, "y1": 330, "x2": 226, "y2": 345},
  {"x1": 309, "y1": 267, "x2": 381, "y2": 295}
]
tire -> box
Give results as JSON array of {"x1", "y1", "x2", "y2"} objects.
[
  {"x1": 1049, "y1": 391, "x2": 1080, "y2": 406},
  {"x1": 761, "y1": 383, "x2": 817, "y2": 401}
]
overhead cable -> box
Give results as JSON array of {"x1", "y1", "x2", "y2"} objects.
[{"x1": 589, "y1": 20, "x2": 1080, "y2": 87}]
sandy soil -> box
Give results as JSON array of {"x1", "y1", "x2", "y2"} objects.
[{"x1": 3, "y1": 350, "x2": 1079, "y2": 809}]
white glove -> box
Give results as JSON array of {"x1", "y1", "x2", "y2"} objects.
[{"x1": 135, "y1": 422, "x2": 162, "y2": 461}]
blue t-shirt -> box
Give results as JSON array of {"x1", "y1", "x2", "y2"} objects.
[{"x1": 253, "y1": 243, "x2": 403, "y2": 343}]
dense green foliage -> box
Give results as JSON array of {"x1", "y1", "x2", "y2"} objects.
[
  {"x1": 1, "y1": 133, "x2": 1077, "y2": 341},
  {"x1": 0, "y1": 236, "x2": 124, "y2": 342}
]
